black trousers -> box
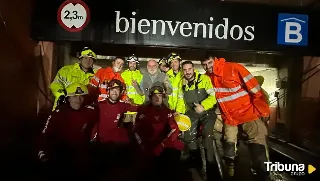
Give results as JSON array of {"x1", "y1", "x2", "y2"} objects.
[{"x1": 140, "y1": 149, "x2": 193, "y2": 181}]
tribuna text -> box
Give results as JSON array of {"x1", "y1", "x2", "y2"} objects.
[{"x1": 115, "y1": 11, "x2": 255, "y2": 41}]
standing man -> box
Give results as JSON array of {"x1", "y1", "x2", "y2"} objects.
[
  {"x1": 91, "y1": 79, "x2": 138, "y2": 180},
  {"x1": 38, "y1": 83, "x2": 98, "y2": 180},
  {"x1": 121, "y1": 54, "x2": 145, "y2": 105},
  {"x1": 201, "y1": 55, "x2": 270, "y2": 180},
  {"x1": 88, "y1": 56, "x2": 127, "y2": 102},
  {"x1": 178, "y1": 61, "x2": 217, "y2": 180},
  {"x1": 158, "y1": 57, "x2": 170, "y2": 73},
  {"x1": 136, "y1": 59, "x2": 172, "y2": 107},
  {"x1": 166, "y1": 53, "x2": 185, "y2": 114},
  {"x1": 50, "y1": 47, "x2": 97, "y2": 110},
  {"x1": 133, "y1": 86, "x2": 185, "y2": 181}
]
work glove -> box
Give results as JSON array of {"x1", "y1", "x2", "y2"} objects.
[{"x1": 152, "y1": 143, "x2": 164, "y2": 156}]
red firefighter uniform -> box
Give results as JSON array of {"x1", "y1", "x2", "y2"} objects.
[
  {"x1": 91, "y1": 100, "x2": 138, "y2": 144},
  {"x1": 207, "y1": 58, "x2": 270, "y2": 126},
  {"x1": 133, "y1": 104, "x2": 184, "y2": 156},
  {"x1": 89, "y1": 67, "x2": 128, "y2": 101},
  {"x1": 37, "y1": 104, "x2": 98, "y2": 168}
]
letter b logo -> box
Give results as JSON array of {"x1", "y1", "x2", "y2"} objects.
[{"x1": 277, "y1": 13, "x2": 308, "y2": 46}]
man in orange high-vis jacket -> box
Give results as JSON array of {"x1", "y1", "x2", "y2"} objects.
[
  {"x1": 88, "y1": 57, "x2": 128, "y2": 102},
  {"x1": 201, "y1": 55, "x2": 270, "y2": 180}
]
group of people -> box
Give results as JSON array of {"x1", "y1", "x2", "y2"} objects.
[{"x1": 37, "y1": 47, "x2": 272, "y2": 181}]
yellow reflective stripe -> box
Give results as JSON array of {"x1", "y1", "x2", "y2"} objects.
[
  {"x1": 249, "y1": 85, "x2": 261, "y2": 94},
  {"x1": 243, "y1": 74, "x2": 254, "y2": 83},
  {"x1": 217, "y1": 90, "x2": 248, "y2": 103},
  {"x1": 214, "y1": 85, "x2": 241, "y2": 93},
  {"x1": 93, "y1": 75, "x2": 100, "y2": 82}
]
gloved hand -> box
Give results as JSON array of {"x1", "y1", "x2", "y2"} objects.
[
  {"x1": 152, "y1": 143, "x2": 164, "y2": 156},
  {"x1": 260, "y1": 116, "x2": 270, "y2": 123}
]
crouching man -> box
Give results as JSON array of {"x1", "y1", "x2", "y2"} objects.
[
  {"x1": 37, "y1": 83, "x2": 98, "y2": 180},
  {"x1": 133, "y1": 86, "x2": 189, "y2": 181}
]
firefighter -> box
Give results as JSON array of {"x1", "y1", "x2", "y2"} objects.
[
  {"x1": 166, "y1": 52, "x2": 186, "y2": 114},
  {"x1": 158, "y1": 57, "x2": 170, "y2": 73},
  {"x1": 50, "y1": 47, "x2": 97, "y2": 110},
  {"x1": 88, "y1": 56, "x2": 128, "y2": 102},
  {"x1": 178, "y1": 61, "x2": 217, "y2": 180},
  {"x1": 201, "y1": 55, "x2": 270, "y2": 180},
  {"x1": 37, "y1": 83, "x2": 98, "y2": 180},
  {"x1": 133, "y1": 86, "x2": 186, "y2": 181},
  {"x1": 136, "y1": 59, "x2": 172, "y2": 106},
  {"x1": 90, "y1": 79, "x2": 138, "y2": 180},
  {"x1": 121, "y1": 54, "x2": 145, "y2": 105}
]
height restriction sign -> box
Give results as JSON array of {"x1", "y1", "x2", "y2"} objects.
[{"x1": 57, "y1": 0, "x2": 90, "y2": 32}]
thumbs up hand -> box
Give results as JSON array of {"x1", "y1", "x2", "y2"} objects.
[{"x1": 194, "y1": 103, "x2": 205, "y2": 114}]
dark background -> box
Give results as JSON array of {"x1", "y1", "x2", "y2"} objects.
[{"x1": 31, "y1": 0, "x2": 320, "y2": 55}]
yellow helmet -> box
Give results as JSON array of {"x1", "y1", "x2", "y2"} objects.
[
  {"x1": 79, "y1": 47, "x2": 97, "y2": 59},
  {"x1": 167, "y1": 52, "x2": 181, "y2": 64},
  {"x1": 65, "y1": 83, "x2": 89, "y2": 97},
  {"x1": 174, "y1": 114, "x2": 191, "y2": 132}
]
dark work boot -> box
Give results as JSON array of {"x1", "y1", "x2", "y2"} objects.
[
  {"x1": 248, "y1": 143, "x2": 269, "y2": 181},
  {"x1": 223, "y1": 142, "x2": 237, "y2": 178}
]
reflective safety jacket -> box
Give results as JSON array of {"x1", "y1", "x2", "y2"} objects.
[
  {"x1": 166, "y1": 69, "x2": 185, "y2": 113},
  {"x1": 121, "y1": 69, "x2": 145, "y2": 105},
  {"x1": 177, "y1": 71, "x2": 216, "y2": 114},
  {"x1": 208, "y1": 58, "x2": 270, "y2": 126},
  {"x1": 89, "y1": 67, "x2": 127, "y2": 101},
  {"x1": 50, "y1": 63, "x2": 97, "y2": 110}
]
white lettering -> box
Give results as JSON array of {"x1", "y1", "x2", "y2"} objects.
[
  {"x1": 114, "y1": 11, "x2": 255, "y2": 41},
  {"x1": 230, "y1": 25, "x2": 243, "y2": 40},
  {"x1": 193, "y1": 23, "x2": 206, "y2": 38},
  {"x1": 244, "y1": 26, "x2": 254, "y2": 41},
  {"x1": 285, "y1": 22, "x2": 302, "y2": 43},
  {"x1": 264, "y1": 162, "x2": 306, "y2": 175},
  {"x1": 208, "y1": 17, "x2": 214, "y2": 38},
  {"x1": 215, "y1": 18, "x2": 229, "y2": 39},
  {"x1": 137, "y1": 19, "x2": 150, "y2": 34},
  {"x1": 130, "y1": 12, "x2": 136, "y2": 33},
  {"x1": 180, "y1": 22, "x2": 192, "y2": 37},
  {"x1": 166, "y1": 21, "x2": 181, "y2": 36},
  {"x1": 115, "y1": 11, "x2": 129, "y2": 33},
  {"x1": 151, "y1": 20, "x2": 166, "y2": 35}
]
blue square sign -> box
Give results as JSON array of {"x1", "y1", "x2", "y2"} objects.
[{"x1": 277, "y1": 13, "x2": 309, "y2": 46}]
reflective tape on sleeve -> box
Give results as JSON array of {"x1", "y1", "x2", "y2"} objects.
[
  {"x1": 249, "y1": 84, "x2": 261, "y2": 94},
  {"x1": 242, "y1": 74, "x2": 254, "y2": 83},
  {"x1": 214, "y1": 85, "x2": 241, "y2": 93},
  {"x1": 217, "y1": 90, "x2": 248, "y2": 103}
]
